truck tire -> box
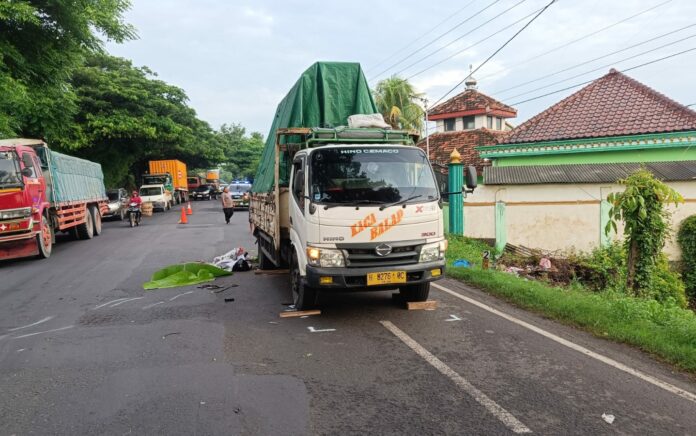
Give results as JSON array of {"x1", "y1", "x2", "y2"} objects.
[
  {"x1": 90, "y1": 205, "x2": 102, "y2": 236},
  {"x1": 291, "y1": 251, "x2": 318, "y2": 310},
  {"x1": 36, "y1": 214, "x2": 53, "y2": 259},
  {"x1": 399, "y1": 283, "x2": 430, "y2": 302},
  {"x1": 75, "y1": 207, "x2": 94, "y2": 240}
]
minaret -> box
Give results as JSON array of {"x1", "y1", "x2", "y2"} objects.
[{"x1": 465, "y1": 64, "x2": 477, "y2": 90}]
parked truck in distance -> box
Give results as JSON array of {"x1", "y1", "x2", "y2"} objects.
[
  {"x1": 0, "y1": 138, "x2": 108, "y2": 261},
  {"x1": 187, "y1": 175, "x2": 204, "y2": 191},
  {"x1": 144, "y1": 160, "x2": 188, "y2": 205}
]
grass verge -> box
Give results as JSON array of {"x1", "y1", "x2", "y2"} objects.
[{"x1": 446, "y1": 235, "x2": 696, "y2": 373}]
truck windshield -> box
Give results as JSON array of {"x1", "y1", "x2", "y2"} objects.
[
  {"x1": 310, "y1": 147, "x2": 438, "y2": 205},
  {"x1": 143, "y1": 175, "x2": 169, "y2": 185},
  {"x1": 0, "y1": 151, "x2": 22, "y2": 188},
  {"x1": 140, "y1": 187, "x2": 162, "y2": 196}
]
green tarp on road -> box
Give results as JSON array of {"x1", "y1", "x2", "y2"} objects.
[
  {"x1": 252, "y1": 62, "x2": 379, "y2": 193},
  {"x1": 143, "y1": 263, "x2": 232, "y2": 290}
]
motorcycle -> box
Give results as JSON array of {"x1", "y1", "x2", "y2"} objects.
[{"x1": 127, "y1": 202, "x2": 141, "y2": 227}]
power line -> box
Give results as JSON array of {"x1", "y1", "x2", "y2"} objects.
[
  {"x1": 502, "y1": 33, "x2": 696, "y2": 100},
  {"x1": 406, "y1": 6, "x2": 544, "y2": 81},
  {"x1": 432, "y1": 0, "x2": 558, "y2": 108},
  {"x1": 387, "y1": 0, "x2": 529, "y2": 79},
  {"x1": 510, "y1": 46, "x2": 696, "y2": 106},
  {"x1": 365, "y1": 0, "x2": 477, "y2": 74},
  {"x1": 369, "y1": 0, "x2": 502, "y2": 82},
  {"x1": 491, "y1": 23, "x2": 696, "y2": 95},
  {"x1": 478, "y1": 0, "x2": 674, "y2": 82}
]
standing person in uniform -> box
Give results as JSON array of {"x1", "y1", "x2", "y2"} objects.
[{"x1": 221, "y1": 186, "x2": 234, "y2": 224}]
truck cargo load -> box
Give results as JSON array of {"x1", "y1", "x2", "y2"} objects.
[{"x1": 252, "y1": 62, "x2": 378, "y2": 193}]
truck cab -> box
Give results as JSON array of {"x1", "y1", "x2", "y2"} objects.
[
  {"x1": 142, "y1": 173, "x2": 176, "y2": 203},
  {"x1": 252, "y1": 128, "x2": 450, "y2": 310},
  {"x1": 139, "y1": 184, "x2": 172, "y2": 211}
]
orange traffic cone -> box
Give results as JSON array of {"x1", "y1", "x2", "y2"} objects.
[
  {"x1": 186, "y1": 202, "x2": 193, "y2": 215},
  {"x1": 179, "y1": 206, "x2": 188, "y2": 224}
]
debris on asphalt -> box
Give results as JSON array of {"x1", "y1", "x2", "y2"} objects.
[
  {"x1": 224, "y1": 298, "x2": 235, "y2": 303},
  {"x1": 213, "y1": 284, "x2": 239, "y2": 294},
  {"x1": 268, "y1": 321, "x2": 278, "y2": 324},
  {"x1": 212, "y1": 247, "x2": 251, "y2": 272},
  {"x1": 602, "y1": 413, "x2": 615, "y2": 424},
  {"x1": 198, "y1": 284, "x2": 222, "y2": 289},
  {"x1": 254, "y1": 269, "x2": 290, "y2": 275},
  {"x1": 162, "y1": 332, "x2": 181, "y2": 339},
  {"x1": 406, "y1": 300, "x2": 438, "y2": 311},
  {"x1": 279, "y1": 309, "x2": 321, "y2": 318}
]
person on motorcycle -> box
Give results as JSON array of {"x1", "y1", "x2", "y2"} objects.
[{"x1": 130, "y1": 190, "x2": 142, "y2": 221}]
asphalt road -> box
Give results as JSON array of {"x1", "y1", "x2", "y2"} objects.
[{"x1": 1, "y1": 202, "x2": 695, "y2": 435}]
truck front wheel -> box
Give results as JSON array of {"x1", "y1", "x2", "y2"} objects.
[
  {"x1": 399, "y1": 283, "x2": 430, "y2": 302},
  {"x1": 291, "y1": 251, "x2": 318, "y2": 310},
  {"x1": 36, "y1": 215, "x2": 53, "y2": 259}
]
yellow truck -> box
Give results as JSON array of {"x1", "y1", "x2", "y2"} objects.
[{"x1": 144, "y1": 160, "x2": 188, "y2": 204}]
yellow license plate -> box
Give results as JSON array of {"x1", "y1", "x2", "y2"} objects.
[{"x1": 367, "y1": 271, "x2": 407, "y2": 286}]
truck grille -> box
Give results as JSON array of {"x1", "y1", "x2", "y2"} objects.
[{"x1": 338, "y1": 241, "x2": 424, "y2": 268}]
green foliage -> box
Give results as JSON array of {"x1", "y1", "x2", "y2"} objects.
[
  {"x1": 606, "y1": 169, "x2": 683, "y2": 295},
  {"x1": 215, "y1": 124, "x2": 265, "y2": 181},
  {"x1": 572, "y1": 243, "x2": 626, "y2": 292},
  {"x1": 58, "y1": 54, "x2": 223, "y2": 187},
  {"x1": 0, "y1": 0, "x2": 135, "y2": 140},
  {"x1": 677, "y1": 215, "x2": 696, "y2": 303},
  {"x1": 373, "y1": 76, "x2": 424, "y2": 131},
  {"x1": 446, "y1": 236, "x2": 696, "y2": 372}
]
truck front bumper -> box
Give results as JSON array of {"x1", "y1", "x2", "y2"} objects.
[{"x1": 305, "y1": 260, "x2": 445, "y2": 291}]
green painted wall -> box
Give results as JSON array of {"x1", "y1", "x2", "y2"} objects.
[{"x1": 496, "y1": 147, "x2": 696, "y2": 167}]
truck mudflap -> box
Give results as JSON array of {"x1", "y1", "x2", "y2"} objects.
[{"x1": 304, "y1": 260, "x2": 445, "y2": 290}]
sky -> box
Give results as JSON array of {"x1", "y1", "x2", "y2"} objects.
[{"x1": 106, "y1": 0, "x2": 696, "y2": 136}]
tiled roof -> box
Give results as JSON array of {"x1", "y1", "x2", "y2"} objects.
[
  {"x1": 429, "y1": 89, "x2": 517, "y2": 117},
  {"x1": 417, "y1": 129, "x2": 508, "y2": 171},
  {"x1": 502, "y1": 69, "x2": 696, "y2": 144},
  {"x1": 484, "y1": 161, "x2": 696, "y2": 185}
]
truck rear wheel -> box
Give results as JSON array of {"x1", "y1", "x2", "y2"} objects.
[
  {"x1": 291, "y1": 251, "x2": 318, "y2": 310},
  {"x1": 75, "y1": 207, "x2": 94, "y2": 240},
  {"x1": 257, "y1": 239, "x2": 274, "y2": 270},
  {"x1": 399, "y1": 283, "x2": 430, "y2": 302},
  {"x1": 90, "y1": 206, "x2": 102, "y2": 236},
  {"x1": 36, "y1": 215, "x2": 53, "y2": 259}
]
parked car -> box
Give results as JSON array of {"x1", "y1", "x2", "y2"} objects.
[
  {"x1": 104, "y1": 188, "x2": 129, "y2": 220},
  {"x1": 228, "y1": 181, "x2": 252, "y2": 208},
  {"x1": 192, "y1": 184, "x2": 213, "y2": 200},
  {"x1": 139, "y1": 184, "x2": 172, "y2": 211}
]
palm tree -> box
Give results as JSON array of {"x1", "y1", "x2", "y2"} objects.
[{"x1": 373, "y1": 76, "x2": 424, "y2": 131}]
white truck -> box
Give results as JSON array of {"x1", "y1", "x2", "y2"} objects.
[
  {"x1": 139, "y1": 184, "x2": 172, "y2": 212},
  {"x1": 250, "y1": 127, "x2": 474, "y2": 309}
]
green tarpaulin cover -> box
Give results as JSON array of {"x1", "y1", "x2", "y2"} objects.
[
  {"x1": 252, "y1": 62, "x2": 379, "y2": 193},
  {"x1": 143, "y1": 263, "x2": 231, "y2": 290}
]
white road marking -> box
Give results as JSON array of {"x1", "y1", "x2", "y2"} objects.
[
  {"x1": 169, "y1": 291, "x2": 194, "y2": 301},
  {"x1": 307, "y1": 326, "x2": 336, "y2": 333},
  {"x1": 142, "y1": 301, "x2": 165, "y2": 310},
  {"x1": 432, "y1": 282, "x2": 696, "y2": 404},
  {"x1": 12, "y1": 325, "x2": 74, "y2": 339},
  {"x1": 16, "y1": 348, "x2": 26, "y2": 353},
  {"x1": 94, "y1": 298, "x2": 128, "y2": 309},
  {"x1": 0, "y1": 334, "x2": 7, "y2": 341},
  {"x1": 380, "y1": 320, "x2": 531, "y2": 434},
  {"x1": 109, "y1": 297, "x2": 144, "y2": 307},
  {"x1": 8, "y1": 316, "x2": 55, "y2": 331},
  {"x1": 445, "y1": 314, "x2": 462, "y2": 322}
]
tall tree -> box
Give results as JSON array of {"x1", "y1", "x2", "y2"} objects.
[
  {"x1": 373, "y1": 76, "x2": 424, "y2": 131},
  {"x1": 0, "y1": 0, "x2": 135, "y2": 140},
  {"x1": 216, "y1": 123, "x2": 264, "y2": 181},
  {"x1": 62, "y1": 54, "x2": 223, "y2": 187}
]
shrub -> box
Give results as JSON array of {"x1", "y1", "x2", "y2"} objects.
[
  {"x1": 573, "y1": 243, "x2": 626, "y2": 292},
  {"x1": 677, "y1": 215, "x2": 696, "y2": 303},
  {"x1": 645, "y1": 255, "x2": 687, "y2": 308}
]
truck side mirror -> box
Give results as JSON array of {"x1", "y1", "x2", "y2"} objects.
[
  {"x1": 21, "y1": 167, "x2": 33, "y2": 178},
  {"x1": 465, "y1": 166, "x2": 477, "y2": 192}
]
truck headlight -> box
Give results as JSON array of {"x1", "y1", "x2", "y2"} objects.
[
  {"x1": 0, "y1": 207, "x2": 32, "y2": 220},
  {"x1": 307, "y1": 246, "x2": 345, "y2": 268},
  {"x1": 419, "y1": 240, "x2": 447, "y2": 262}
]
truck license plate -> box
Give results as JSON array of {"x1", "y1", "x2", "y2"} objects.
[{"x1": 367, "y1": 271, "x2": 407, "y2": 286}]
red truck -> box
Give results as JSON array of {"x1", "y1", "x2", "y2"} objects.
[{"x1": 0, "y1": 138, "x2": 108, "y2": 261}]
